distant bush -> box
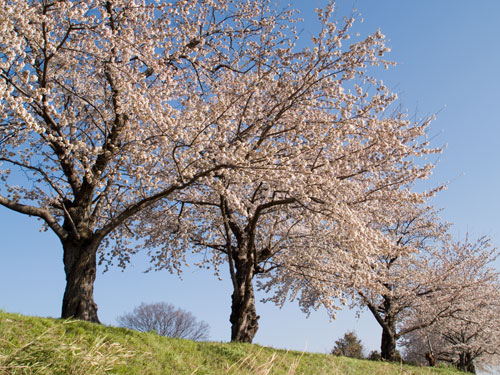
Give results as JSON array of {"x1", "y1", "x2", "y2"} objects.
[
  {"x1": 368, "y1": 350, "x2": 381, "y2": 361},
  {"x1": 331, "y1": 331, "x2": 364, "y2": 359}
]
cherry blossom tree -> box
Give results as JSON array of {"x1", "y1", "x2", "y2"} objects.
[
  {"x1": 0, "y1": 0, "x2": 313, "y2": 322},
  {"x1": 344, "y1": 202, "x2": 498, "y2": 361},
  {"x1": 135, "y1": 5, "x2": 441, "y2": 342},
  {"x1": 402, "y1": 263, "x2": 500, "y2": 373}
]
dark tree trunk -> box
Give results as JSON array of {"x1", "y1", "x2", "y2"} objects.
[
  {"x1": 457, "y1": 351, "x2": 475, "y2": 373},
  {"x1": 61, "y1": 239, "x2": 100, "y2": 323},
  {"x1": 229, "y1": 255, "x2": 259, "y2": 343},
  {"x1": 380, "y1": 319, "x2": 398, "y2": 361}
]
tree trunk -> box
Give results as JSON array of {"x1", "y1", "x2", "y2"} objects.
[
  {"x1": 457, "y1": 351, "x2": 475, "y2": 373},
  {"x1": 380, "y1": 319, "x2": 398, "y2": 361},
  {"x1": 229, "y1": 256, "x2": 259, "y2": 343},
  {"x1": 425, "y1": 335, "x2": 436, "y2": 367},
  {"x1": 61, "y1": 239, "x2": 100, "y2": 323},
  {"x1": 425, "y1": 352, "x2": 436, "y2": 367}
]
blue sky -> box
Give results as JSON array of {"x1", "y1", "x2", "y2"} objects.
[{"x1": 1, "y1": 0, "x2": 500, "y2": 355}]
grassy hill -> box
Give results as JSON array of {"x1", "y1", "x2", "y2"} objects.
[{"x1": 0, "y1": 311, "x2": 466, "y2": 375}]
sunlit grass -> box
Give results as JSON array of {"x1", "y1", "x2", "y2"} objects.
[{"x1": 0, "y1": 311, "x2": 466, "y2": 375}]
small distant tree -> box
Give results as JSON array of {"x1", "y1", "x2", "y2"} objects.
[
  {"x1": 331, "y1": 331, "x2": 365, "y2": 359},
  {"x1": 117, "y1": 302, "x2": 210, "y2": 341}
]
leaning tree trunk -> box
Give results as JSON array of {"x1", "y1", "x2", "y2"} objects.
[
  {"x1": 230, "y1": 253, "x2": 259, "y2": 343},
  {"x1": 380, "y1": 318, "x2": 398, "y2": 361},
  {"x1": 425, "y1": 352, "x2": 436, "y2": 367},
  {"x1": 61, "y1": 238, "x2": 100, "y2": 323}
]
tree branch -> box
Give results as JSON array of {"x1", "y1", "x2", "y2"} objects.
[{"x1": 0, "y1": 194, "x2": 66, "y2": 240}]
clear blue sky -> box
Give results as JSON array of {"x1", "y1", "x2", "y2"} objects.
[{"x1": 1, "y1": 0, "x2": 500, "y2": 355}]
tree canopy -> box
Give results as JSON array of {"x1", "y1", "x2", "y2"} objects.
[{"x1": 1, "y1": 0, "x2": 467, "y2": 349}]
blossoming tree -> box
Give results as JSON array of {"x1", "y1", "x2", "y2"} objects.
[
  {"x1": 135, "y1": 5, "x2": 440, "y2": 342},
  {"x1": 403, "y1": 282, "x2": 500, "y2": 372},
  {"x1": 344, "y1": 202, "x2": 498, "y2": 361},
  {"x1": 0, "y1": 0, "x2": 315, "y2": 322}
]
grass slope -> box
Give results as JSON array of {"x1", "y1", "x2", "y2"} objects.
[{"x1": 0, "y1": 311, "x2": 465, "y2": 375}]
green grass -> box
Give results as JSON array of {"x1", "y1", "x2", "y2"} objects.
[{"x1": 0, "y1": 311, "x2": 466, "y2": 375}]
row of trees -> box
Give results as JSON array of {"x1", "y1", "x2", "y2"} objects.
[
  {"x1": 319, "y1": 204, "x2": 500, "y2": 371},
  {"x1": 332, "y1": 274, "x2": 500, "y2": 373},
  {"x1": 347, "y1": 207, "x2": 500, "y2": 367},
  {"x1": 1, "y1": 0, "x2": 498, "y2": 371},
  {"x1": 402, "y1": 278, "x2": 500, "y2": 372}
]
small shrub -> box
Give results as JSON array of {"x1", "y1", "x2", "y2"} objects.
[
  {"x1": 330, "y1": 331, "x2": 364, "y2": 359},
  {"x1": 368, "y1": 350, "x2": 381, "y2": 361}
]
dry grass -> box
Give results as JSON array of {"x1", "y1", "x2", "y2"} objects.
[
  {"x1": 0, "y1": 319, "x2": 132, "y2": 375},
  {"x1": 222, "y1": 347, "x2": 304, "y2": 375}
]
